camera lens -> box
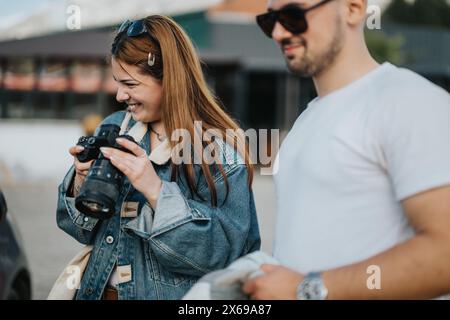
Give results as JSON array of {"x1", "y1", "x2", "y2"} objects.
[
  {"x1": 74, "y1": 124, "x2": 125, "y2": 220},
  {"x1": 75, "y1": 158, "x2": 122, "y2": 219}
]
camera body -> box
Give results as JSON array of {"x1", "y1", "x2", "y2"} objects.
[{"x1": 75, "y1": 124, "x2": 137, "y2": 220}]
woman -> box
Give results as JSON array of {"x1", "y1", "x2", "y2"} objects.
[{"x1": 56, "y1": 15, "x2": 260, "y2": 300}]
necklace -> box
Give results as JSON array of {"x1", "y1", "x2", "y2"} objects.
[{"x1": 149, "y1": 124, "x2": 166, "y2": 142}]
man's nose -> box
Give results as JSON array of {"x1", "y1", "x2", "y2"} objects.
[
  {"x1": 272, "y1": 21, "x2": 293, "y2": 43},
  {"x1": 116, "y1": 87, "x2": 130, "y2": 103}
]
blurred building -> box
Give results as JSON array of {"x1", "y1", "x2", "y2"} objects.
[{"x1": 0, "y1": 0, "x2": 449, "y2": 132}]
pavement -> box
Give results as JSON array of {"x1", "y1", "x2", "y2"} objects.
[{"x1": 2, "y1": 172, "x2": 276, "y2": 300}]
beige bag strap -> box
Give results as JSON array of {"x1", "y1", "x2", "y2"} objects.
[{"x1": 47, "y1": 245, "x2": 93, "y2": 300}]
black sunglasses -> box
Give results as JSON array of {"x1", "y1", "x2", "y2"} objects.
[
  {"x1": 118, "y1": 19, "x2": 147, "y2": 36},
  {"x1": 256, "y1": 0, "x2": 334, "y2": 38},
  {"x1": 117, "y1": 19, "x2": 158, "y2": 67}
]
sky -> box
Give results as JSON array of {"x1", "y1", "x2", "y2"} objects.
[
  {"x1": 0, "y1": 0, "x2": 390, "y2": 20},
  {"x1": 0, "y1": 0, "x2": 59, "y2": 28},
  {"x1": 0, "y1": 0, "x2": 56, "y2": 18},
  {"x1": 0, "y1": 0, "x2": 226, "y2": 40}
]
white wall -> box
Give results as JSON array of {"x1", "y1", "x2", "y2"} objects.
[{"x1": 0, "y1": 120, "x2": 84, "y2": 184}]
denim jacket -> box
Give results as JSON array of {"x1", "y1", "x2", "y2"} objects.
[{"x1": 56, "y1": 111, "x2": 261, "y2": 300}]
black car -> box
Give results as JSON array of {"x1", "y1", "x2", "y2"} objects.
[{"x1": 0, "y1": 188, "x2": 32, "y2": 300}]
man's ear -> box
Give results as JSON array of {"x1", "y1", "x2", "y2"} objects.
[{"x1": 344, "y1": 0, "x2": 368, "y2": 27}]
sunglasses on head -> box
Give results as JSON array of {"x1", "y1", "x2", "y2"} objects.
[
  {"x1": 117, "y1": 19, "x2": 157, "y2": 67},
  {"x1": 256, "y1": 0, "x2": 334, "y2": 38},
  {"x1": 118, "y1": 19, "x2": 147, "y2": 36}
]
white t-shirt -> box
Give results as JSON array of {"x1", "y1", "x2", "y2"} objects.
[{"x1": 273, "y1": 63, "x2": 450, "y2": 273}]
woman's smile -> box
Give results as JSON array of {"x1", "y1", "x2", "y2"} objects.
[{"x1": 126, "y1": 103, "x2": 143, "y2": 113}]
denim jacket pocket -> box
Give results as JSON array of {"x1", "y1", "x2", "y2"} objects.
[
  {"x1": 157, "y1": 268, "x2": 198, "y2": 287},
  {"x1": 141, "y1": 241, "x2": 197, "y2": 287}
]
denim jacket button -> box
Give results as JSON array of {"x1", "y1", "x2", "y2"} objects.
[
  {"x1": 84, "y1": 217, "x2": 89, "y2": 222},
  {"x1": 106, "y1": 236, "x2": 114, "y2": 244},
  {"x1": 85, "y1": 288, "x2": 93, "y2": 295}
]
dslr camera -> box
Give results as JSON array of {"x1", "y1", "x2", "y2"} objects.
[{"x1": 75, "y1": 124, "x2": 136, "y2": 220}]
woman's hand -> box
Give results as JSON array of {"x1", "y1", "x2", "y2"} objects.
[
  {"x1": 68, "y1": 145, "x2": 93, "y2": 197},
  {"x1": 100, "y1": 138, "x2": 162, "y2": 207}
]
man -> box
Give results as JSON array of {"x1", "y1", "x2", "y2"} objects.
[{"x1": 243, "y1": 0, "x2": 450, "y2": 299}]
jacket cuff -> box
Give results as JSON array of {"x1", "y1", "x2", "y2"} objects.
[
  {"x1": 123, "y1": 181, "x2": 210, "y2": 239},
  {"x1": 151, "y1": 181, "x2": 209, "y2": 235}
]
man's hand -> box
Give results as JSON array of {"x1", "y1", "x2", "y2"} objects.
[
  {"x1": 100, "y1": 138, "x2": 162, "y2": 207},
  {"x1": 242, "y1": 264, "x2": 304, "y2": 300}
]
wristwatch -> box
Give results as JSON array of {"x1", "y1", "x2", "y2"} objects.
[{"x1": 296, "y1": 272, "x2": 328, "y2": 300}]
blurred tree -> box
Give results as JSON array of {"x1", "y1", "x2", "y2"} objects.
[
  {"x1": 384, "y1": 0, "x2": 450, "y2": 28},
  {"x1": 81, "y1": 113, "x2": 103, "y2": 135},
  {"x1": 365, "y1": 31, "x2": 406, "y2": 65}
]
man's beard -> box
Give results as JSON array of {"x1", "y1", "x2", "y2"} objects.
[{"x1": 285, "y1": 17, "x2": 345, "y2": 78}]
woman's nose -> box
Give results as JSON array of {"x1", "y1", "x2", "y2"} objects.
[{"x1": 116, "y1": 87, "x2": 130, "y2": 103}]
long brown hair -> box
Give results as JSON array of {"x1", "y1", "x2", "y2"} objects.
[{"x1": 111, "y1": 15, "x2": 253, "y2": 206}]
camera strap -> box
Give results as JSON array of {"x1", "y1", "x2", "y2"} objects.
[
  {"x1": 119, "y1": 112, "x2": 171, "y2": 165},
  {"x1": 119, "y1": 112, "x2": 148, "y2": 144},
  {"x1": 119, "y1": 112, "x2": 132, "y2": 135}
]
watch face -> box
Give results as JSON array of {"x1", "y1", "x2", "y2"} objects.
[
  {"x1": 311, "y1": 278, "x2": 325, "y2": 299},
  {"x1": 297, "y1": 274, "x2": 328, "y2": 300}
]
